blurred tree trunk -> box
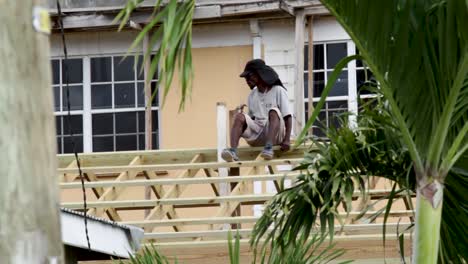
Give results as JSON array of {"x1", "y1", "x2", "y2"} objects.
[{"x1": 0, "y1": 1, "x2": 63, "y2": 263}]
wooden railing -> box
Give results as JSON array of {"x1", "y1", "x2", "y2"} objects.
[{"x1": 57, "y1": 145, "x2": 414, "y2": 248}]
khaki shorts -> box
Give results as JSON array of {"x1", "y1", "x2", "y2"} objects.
[{"x1": 241, "y1": 108, "x2": 285, "y2": 146}]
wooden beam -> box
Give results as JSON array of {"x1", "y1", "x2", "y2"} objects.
[
  {"x1": 58, "y1": 158, "x2": 302, "y2": 174},
  {"x1": 121, "y1": 210, "x2": 415, "y2": 228},
  {"x1": 294, "y1": 10, "x2": 306, "y2": 134},
  {"x1": 60, "y1": 173, "x2": 301, "y2": 189},
  {"x1": 143, "y1": 154, "x2": 203, "y2": 231},
  {"x1": 143, "y1": 170, "x2": 182, "y2": 232},
  {"x1": 307, "y1": 15, "x2": 314, "y2": 130},
  {"x1": 203, "y1": 168, "x2": 220, "y2": 196},
  {"x1": 86, "y1": 156, "x2": 142, "y2": 220},
  {"x1": 145, "y1": 223, "x2": 413, "y2": 240}
]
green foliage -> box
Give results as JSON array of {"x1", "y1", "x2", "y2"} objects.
[
  {"x1": 252, "y1": 92, "x2": 468, "y2": 263},
  {"x1": 256, "y1": 232, "x2": 352, "y2": 264},
  {"x1": 114, "y1": 0, "x2": 195, "y2": 111},
  {"x1": 309, "y1": 0, "x2": 468, "y2": 178}
]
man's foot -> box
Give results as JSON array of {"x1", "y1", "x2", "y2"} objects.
[
  {"x1": 221, "y1": 148, "x2": 239, "y2": 162},
  {"x1": 261, "y1": 146, "x2": 274, "y2": 160}
]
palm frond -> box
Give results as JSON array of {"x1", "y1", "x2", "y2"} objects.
[
  {"x1": 114, "y1": 0, "x2": 195, "y2": 111},
  {"x1": 318, "y1": 0, "x2": 468, "y2": 177}
]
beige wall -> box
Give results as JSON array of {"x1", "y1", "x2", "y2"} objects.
[{"x1": 160, "y1": 45, "x2": 253, "y2": 149}]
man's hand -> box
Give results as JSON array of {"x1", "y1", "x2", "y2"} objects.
[{"x1": 280, "y1": 140, "x2": 290, "y2": 152}]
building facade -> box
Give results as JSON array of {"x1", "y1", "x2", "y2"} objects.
[{"x1": 49, "y1": 0, "x2": 373, "y2": 153}]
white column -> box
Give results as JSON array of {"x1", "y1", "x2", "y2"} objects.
[
  {"x1": 82, "y1": 56, "x2": 92, "y2": 153},
  {"x1": 250, "y1": 19, "x2": 262, "y2": 59},
  {"x1": 347, "y1": 41, "x2": 358, "y2": 129},
  {"x1": 250, "y1": 19, "x2": 264, "y2": 216},
  {"x1": 294, "y1": 10, "x2": 306, "y2": 136}
]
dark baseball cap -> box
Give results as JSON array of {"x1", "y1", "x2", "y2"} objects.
[{"x1": 240, "y1": 59, "x2": 283, "y2": 88}]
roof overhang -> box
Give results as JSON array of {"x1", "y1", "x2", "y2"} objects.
[
  {"x1": 61, "y1": 208, "x2": 144, "y2": 259},
  {"x1": 47, "y1": 0, "x2": 329, "y2": 32}
]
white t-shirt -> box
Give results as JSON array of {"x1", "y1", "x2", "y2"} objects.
[{"x1": 247, "y1": 85, "x2": 292, "y2": 125}]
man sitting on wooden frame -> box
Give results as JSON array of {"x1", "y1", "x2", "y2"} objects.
[{"x1": 222, "y1": 59, "x2": 292, "y2": 161}]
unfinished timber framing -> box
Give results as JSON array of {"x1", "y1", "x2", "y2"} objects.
[{"x1": 58, "y1": 145, "x2": 415, "y2": 260}]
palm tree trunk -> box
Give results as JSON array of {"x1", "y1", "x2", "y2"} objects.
[
  {"x1": 412, "y1": 180, "x2": 443, "y2": 264},
  {"x1": 0, "y1": 0, "x2": 63, "y2": 262}
]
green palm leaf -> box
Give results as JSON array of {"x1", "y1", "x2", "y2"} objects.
[{"x1": 114, "y1": 0, "x2": 195, "y2": 111}]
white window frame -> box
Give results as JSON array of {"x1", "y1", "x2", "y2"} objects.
[
  {"x1": 303, "y1": 40, "x2": 358, "y2": 131},
  {"x1": 52, "y1": 53, "x2": 160, "y2": 153}
]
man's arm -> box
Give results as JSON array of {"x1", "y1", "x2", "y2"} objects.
[{"x1": 281, "y1": 114, "x2": 292, "y2": 151}]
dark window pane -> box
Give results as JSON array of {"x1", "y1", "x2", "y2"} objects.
[
  {"x1": 152, "y1": 132, "x2": 158, "y2": 149},
  {"x1": 313, "y1": 111, "x2": 327, "y2": 138},
  {"x1": 357, "y1": 69, "x2": 375, "y2": 95},
  {"x1": 327, "y1": 71, "x2": 348, "y2": 96},
  {"x1": 314, "y1": 44, "x2": 325, "y2": 70},
  {"x1": 93, "y1": 136, "x2": 114, "y2": 152},
  {"x1": 327, "y1": 101, "x2": 348, "y2": 110},
  {"x1": 52, "y1": 60, "x2": 60, "y2": 84},
  {"x1": 114, "y1": 56, "x2": 135, "y2": 81},
  {"x1": 115, "y1": 112, "x2": 136, "y2": 134},
  {"x1": 63, "y1": 136, "x2": 83, "y2": 153},
  {"x1": 53, "y1": 86, "x2": 60, "y2": 111},
  {"x1": 304, "y1": 45, "x2": 309, "y2": 71},
  {"x1": 152, "y1": 110, "x2": 158, "y2": 132},
  {"x1": 304, "y1": 72, "x2": 309, "y2": 98},
  {"x1": 137, "y1": 111, "x2": 145, "y2": 133},
  {"x1": 151, "y1": 55, "x2": 158, "y2": 80},
  {"x1": 313, "y1": 72, "x2": 325, "y2": 97},
  {"x1": 55, "y1": 116, "x2": 61, "y2": 135},
  {"x1": 116, "y1": 135, "x2": 137, "y2": 151},
  {"x1": 138, "y1": 135, "x2": 145, "y2": 150},
  {"x1": 91, "y1": 84, "x2": 112, "y2": 109},
  {"x1": 355, "y1": 47, "x2": 363, "y2": 68},
  {"x1": 329, "y1": 111, "x2": 344, "y2": 129},
  {"x1": 57, "y1": 137, "x2": 62, "y2": 154},
  {"x1": 62, "y1": 59, "x2": 83, "y2": 84},
  {"x1": 62, "y1": 85, "x2": 83, "y2": 110},
  {"x1": 62, "y1": 115, "x2": 83, "y2": 135},
  {"x1": 137, "y1": 82, "x2": 158, "y2": 107},
  {"x1": 137, "y1": 55, "x2": 145, "y2": 80},
  {"x1": 137, "y1": 82, "x2": 145, "y2": 107},
  {"x1": 92, "y1": 114, "x2": 113, "y2": 135},
  {"x1": 326, "y1": 43, "x2": 347, "y2": 69},
  {"x1": 91, "y1": 57, "x2": 112, "y2": 82},
  {"x1": 151, "y1": 82, "x2": 158, "y2": 106},
  {"x1": 114, "y1": 83, "x2": 135, "y2": 108}
]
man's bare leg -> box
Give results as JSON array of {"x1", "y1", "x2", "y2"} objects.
[
  {"x1": 261, "y1": 110, "x2": 280, "y2": 160},
  {"x1": 222, "y1": 113, "x2": 247, "y2": 162},
  {"x1": 230, "y1": 113, "x2": 247, "y2": 148}
]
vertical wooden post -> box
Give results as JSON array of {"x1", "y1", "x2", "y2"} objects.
[
  {"x1": 217, "y1": 102, "x2": 231, "y2": 230},
  {"x1": 307, "y1": 16, "x2": 314, "y2": 130},
  {"x1": 294, "y1": 10, "x2": 306, "y2": 136},
  {"x1": 143, "y1": 35, "x2": 152, "y2": 217},
  {"x1": 0, "y1": 1, "x2": 63, "y2": 262}
]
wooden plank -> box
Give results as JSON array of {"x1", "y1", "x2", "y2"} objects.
[
  {"x1": 62, "y1": 189, "x2": 410, "y2": 210},
  {"x1": 60, "y1": 173, "x2": 301, "y2": 189},
  {"x1": 62, "y1": 194, "x2": 275, "y2": 209},
  {"x1": 58, "y1": 158, "x2": 302, "y2": 174},
  {"x1": 143, "y1": 170, "x2": 183, "y2": 232},
  {"x1": 307, "y1": 15, "x2": 314, "y2": 131},
  {"x1": 61, "y1": 159, "x2": 77, "y2": 182},
  {"x1": 143, "y1": 154, "x2": 203, "y2": 231},
  {"x1": 57, "y1": 145, "x2": 309, "y2": 168},
  {"x1": 86, "y1": 156, "x2": 142, "y2": 220},
  {"x1": 203, "y1": 168, "x2": 220, "y2": 196},
  {"x1": 145, "y1": 223, "x2": 412, "y2": 240},
  {"x1": 294, "y1": 10, "x2": 306, "y2": 133},
  {"x1": 120, "y1": 210, "x2": 415, "y2": 228}
]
